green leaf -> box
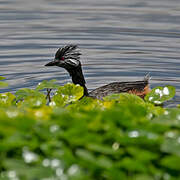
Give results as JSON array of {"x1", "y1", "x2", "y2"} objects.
[
  {"x1": 96, "y1": 156, "x2": 113, "y2": 168},
  {"x1": 17, "y1": 96, "x2": 46, "y2": 108},
  {"x1": 104, "y1": 93, "x2": 145, "y2": 105},
  {"x1": 152, "y1": 108, "x2": 180, "y2": 128},
  {"x1": 127, "y1": 147, "x2": 158, "y2": 163},
  {"x1": 50, "y1": 93, "x2": 68, "y2": 107},
  {"x1": 67, "y1": 96, "x2": 103, "y2": 111},
  {"x1": 0, "y1": 76, "x2": 5, "y2": 80},
  {"x1": 36, "y1": 79, "x2": 60, "y2": 90},
  {"x1": 1, "y1": 81, "x2": 180, "y2": 179},
  {"x1": 0, "y1": 76, "x2": 8, "y2": 87},
  {"x1": 116, "y1": 128, "x2": 162, "y2": 148},
  {"x1": 15, "y1": 89, "x2": 46, "y2": 108},
  {"x1": 49, "y1": 83, "x2": 84, "y2": 107},
  {"x1": 0, "y1": 81, "x2": 8, "y2": 87},
  {"x1": 118, "y1": 157, "x2": 147, "y2": 172},
  {"x1": 161, "y1": 155, "x2": 180, "y2": 170},
  {"x1": 145, "y1": 85, "x2": 176, "y2": 105},
  {"x1": 15, "y1": 88, "x2": 45, "y2": 100},
  {"x1": 133, "y1": 174, "x2": 154, "y2": 180},
  {"x1": 87, "y1": 143, "x2": 116, "y2": 155},
  {"x1": 16, "y1": 89, "x2": 40, "y2": 100},
  {"x1": 104, "y1": 169, "x2": 127, "y2": 180},
  {"x1": 0, "y1": 92, "x2": 16, "y2": 107},
  {"x1": 3, "y1": 159, "x2": 54, "y2": 179},
  {"x1": 76, "y1": 149, "x2": 96, "y2": 163},
  {"x1": 161, "y1": 131, "x2": 180, "y2": 156},
  {"x1": 56, "y1": 83, "x2": 84, "y2": 104}
]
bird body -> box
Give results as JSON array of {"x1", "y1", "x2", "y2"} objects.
[
  {"x1": 45, "y1": 45, "x2": 150, "y2": 99},
  {"x1": 89, "y1": 79, "x2": 150, "y2": 99}
]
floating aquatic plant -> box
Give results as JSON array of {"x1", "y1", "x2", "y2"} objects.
[
  {"x1": 145, "y1": 85, "x2": 176, "y2": 105},
  {"x1": 0, "y1": 76, "x2": 8, "y2": 88},
  {"x1": 0, "y1": 78, "x2": 179, "y2": 179}
]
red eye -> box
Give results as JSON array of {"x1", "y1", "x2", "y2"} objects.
[{"x1": 61, "y1": 57, "x2": 64, "y2": 61}]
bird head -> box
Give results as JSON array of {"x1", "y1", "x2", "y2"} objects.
[{"x1": 45, "y1": 44, "x2": 81, "y2": 70}]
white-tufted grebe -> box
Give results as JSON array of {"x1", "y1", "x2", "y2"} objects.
[{"x1": 45, "y1": 44, "x2": 150, "y2": 99}]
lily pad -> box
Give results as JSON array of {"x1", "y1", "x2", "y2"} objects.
[
  {"x1": 50, "y1": 93, "x2": 68, "y2": 107},
  {"x1": 56, "y1": 83, "x2": 84, "y2": 104},
  {"x1": 145, "y1": 85, "x2": 175, "y2": 105}
]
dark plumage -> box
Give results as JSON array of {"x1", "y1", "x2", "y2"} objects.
[{"x1": 45, "y1": 44, "x2": 150, "y2": 99}]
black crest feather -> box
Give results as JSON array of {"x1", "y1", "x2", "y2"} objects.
[{"x1": 55, "y1": 44, "x2": 81, "y2": 60}]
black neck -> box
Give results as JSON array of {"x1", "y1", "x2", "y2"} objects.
[{"x1": 66, "y1": 65, "x2": 89, "y2": 96}]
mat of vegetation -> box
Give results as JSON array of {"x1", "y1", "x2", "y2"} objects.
[{"x1": 0, "y1": 77, "x2": 180, "y2": 180}]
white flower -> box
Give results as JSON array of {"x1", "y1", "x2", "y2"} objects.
[{"x1": 163, "y1": 87, "x2": 169, "y2": 95}]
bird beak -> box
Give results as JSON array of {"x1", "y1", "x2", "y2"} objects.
[{"x1": 45, "y1": 60, "x2": 57, "y2": 66}]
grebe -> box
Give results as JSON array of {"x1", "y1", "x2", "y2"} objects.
[{"x1": 45, "y1": 45, "x2": 150, "y2": 99}]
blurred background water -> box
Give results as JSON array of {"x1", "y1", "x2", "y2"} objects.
[{"x1": 0, "y1": 0, "x2": 180, "y2": 106}]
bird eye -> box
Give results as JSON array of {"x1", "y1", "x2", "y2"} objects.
[{"x1": 61, "y1": 57, "x2": 65, "y2": 61}]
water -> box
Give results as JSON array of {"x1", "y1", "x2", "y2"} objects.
[{"x1": 0, "y1": 0, "x2": 180, "y2": 106}]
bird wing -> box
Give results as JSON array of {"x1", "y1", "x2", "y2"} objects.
[{"x1": 89, "y1": 78, "x2": 149, "y2": 99}]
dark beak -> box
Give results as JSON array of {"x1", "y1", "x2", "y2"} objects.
[{"x1": 45, "y1": 60, "x2": 56, "y2": 66}]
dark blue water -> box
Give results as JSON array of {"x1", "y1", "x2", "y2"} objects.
[{"x1": 0, "y1": 0, "x2": 180, "y2": 105}]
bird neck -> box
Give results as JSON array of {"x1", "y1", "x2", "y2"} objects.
[{"x1": 67, "y1": 65, "x2": 89, "y2": 96}]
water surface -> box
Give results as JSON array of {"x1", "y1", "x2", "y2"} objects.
[{"x1": 0, "y1": 0, "x2": 180, "y2": 105}]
